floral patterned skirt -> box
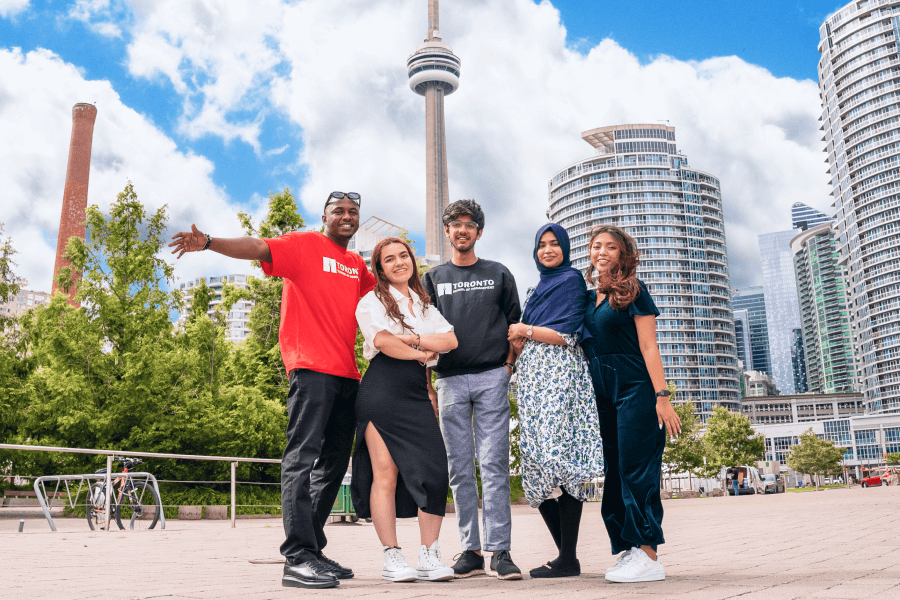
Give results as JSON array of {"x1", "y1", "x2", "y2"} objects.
[{"x1": 516, "y1": 338, "x2": 604, "y2": 507}]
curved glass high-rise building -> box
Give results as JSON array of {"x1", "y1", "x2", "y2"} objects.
[
  {"x1": 791, "y1": 223, "x2": 858, "y2": 394},
  {"x1": 819, "y1": 1, "x2": 900, "y2": 413},
  {"x1": 547, "y1": 124, "x2": 740, "y2": 417}
]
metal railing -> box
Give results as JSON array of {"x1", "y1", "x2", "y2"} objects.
[{"x1": 0, "y1": 443, "x2": 280, "y2": 531}]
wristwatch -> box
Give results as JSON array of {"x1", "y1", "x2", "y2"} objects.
[
  {"x1": 656, "y1": 389, "x2": 671, "y2": 397},
  {"x1": 526, "y1": 325, "x2": 533, "y2": 338},
  {"x1": 503, "y1": 362, "x2": 517, "y2": 374}
]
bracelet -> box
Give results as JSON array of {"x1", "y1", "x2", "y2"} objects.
[
  {"x1": 201, "y1": 233, "x2": 212, "y2": 251},
  {"x1": 416, "y1": 334, "x2": 421, "y2": 347}
]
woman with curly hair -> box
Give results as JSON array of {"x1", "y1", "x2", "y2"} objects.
[
  {"x1": 581, "y1": 225, "x2": 681, "y2": 583},
  {"x1": 351, "y1": 237, "x2": 458, "y2": 583}
]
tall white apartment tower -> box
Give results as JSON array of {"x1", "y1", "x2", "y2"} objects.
[
  {"x1": 407, "y1": 0, "x2": 461, "y2": 263},
  {"x1": 547, "y1": 124, "x2": 740, "y2": 420},
  {"x1": 819, "y1": 1, "x2": 900, "y2": 414}
]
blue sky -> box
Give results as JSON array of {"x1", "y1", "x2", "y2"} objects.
[
  {"x1": 552, "y1": 1, "x2": 841, "y2": 81},
  {"x1": 0, "y1": 0, "x2": 836, "y2": 292}
]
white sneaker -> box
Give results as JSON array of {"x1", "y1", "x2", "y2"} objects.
[
  {"x1": 382, "y1": 547, "x2": 418, "y2": 582},
  {"x1": 605, "y1": 548, "x2": 635, "y2": 575},
  {"x1": 605, "y1": 548, "x2": 665, "y2": 583},
  {"x1": 416, "y1": 541, "x2": 454, "y2": 581}
]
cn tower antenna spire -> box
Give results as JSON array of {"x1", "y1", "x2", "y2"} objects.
[
  {"x1": 407, "y1": 0, "x2": 460, "y2": 263},
  {"x1": 427, "y1": 0, "x2": 439, "y2": 39}
]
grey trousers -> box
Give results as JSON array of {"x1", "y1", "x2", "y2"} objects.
[{"x1": 436, "y1": 366, "x2": 512, "y2": 552}]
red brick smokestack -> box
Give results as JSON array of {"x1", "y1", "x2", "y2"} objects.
[{"x1": 52, "y1": 103, "x2": 97, "y2": 305}]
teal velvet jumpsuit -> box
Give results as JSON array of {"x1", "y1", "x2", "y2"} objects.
[{"x1": 583, "y1": 280, "x2": 666, "y2": 554}]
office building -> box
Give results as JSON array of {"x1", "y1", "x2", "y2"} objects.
[
  {"x1": 819, "y1": 2, "x2": 900, "y2": 414},
  {"x1": 791, "y1": 223, "x2": 857, "y2": 394},
  {"x1": 743, "y1": 370, "x2": 777, "y2": 397},
  {"x1": 744, "y1": 391, "x2": 900, "y2": 478},
  {"x1": 0, "y1": 289, "x2": 51, "y2": 329},
  {"x1": 759, "y1": 231, "x2": 807, "y2": 394},
  {"x1": 733, "y1": 286, "x2": 772, "y2": 376},
  {"x1": 791, "y1": 202, "x2": 831, "y2": 230},
  {"x1": 547, "y1": 124, "x2": 740, "y2": 418},
  {"x1": 734, "y1": 308, "x2": 751, "y2": 371},
  {"x1": 407, "y1": 0, "x2": 460, "y2": 263},
  {"x1": 178, "y1": 274, "x2": 255, "y2": 343}
]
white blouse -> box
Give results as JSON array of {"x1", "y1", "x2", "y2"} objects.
[{"x1": 356, "y1": 286, "x2": 454, "y2": 361}]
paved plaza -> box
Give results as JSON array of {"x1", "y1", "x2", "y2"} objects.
[{"x1": 2, "y1": 486, "x2": 899, "y2": 599}]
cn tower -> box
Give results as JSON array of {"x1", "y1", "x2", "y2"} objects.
[{"x1": 407, "y1": 0, "x2": 461, "y2": 263}]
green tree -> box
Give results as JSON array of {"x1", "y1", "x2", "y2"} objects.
[
  {"x1": 886, "y1": 452, "x2": 900, "y2": 466},
  {"x1": 229, "y1": 189, "x2": 306, "y2": 402},
  {"x1": 0, "y1": 222, "x2": 23, "y2": 331},
  {"x1": 663, "y1": 399, "x2": 706, "y2": 490},
  {"x1": 0, "y1": 225, "x2": 27, "y2": 474},
  {"x1": 10, "y1": 183, "x2": 285, "y2": 483},
  {"x1": 787, "y1": 428, "x2": 845, "y2": 490},
  {"x1": 702, "y1": 405, "x2": 765, "y2": 473}
]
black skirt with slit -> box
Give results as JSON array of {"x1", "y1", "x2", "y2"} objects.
[{"x1": 350, "y1": 352, "x2": 448, "y2": 519}]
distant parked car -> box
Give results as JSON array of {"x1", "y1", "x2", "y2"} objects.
[
  {"x1": 861, "y1": 468, "x2": 894, "y2": 488},
  {"x1": 761, "y1": 473, "x2": 785, "y2": 494}
]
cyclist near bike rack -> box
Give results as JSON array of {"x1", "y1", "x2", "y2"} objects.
[{"x1": 169, "y1": 192, "x2": 375, "y2": 590}]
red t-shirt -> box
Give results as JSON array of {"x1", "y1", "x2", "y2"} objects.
[{"x1": 261, "y1": 232, "x2": 376, "y2": 380}]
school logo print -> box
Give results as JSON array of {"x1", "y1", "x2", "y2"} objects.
[
  {"x1": 322, "y1": 256, "x2": 360, "y2": 279},
  {"x1": 437, "y1": 280, "x2": 495, "y2": 296}
]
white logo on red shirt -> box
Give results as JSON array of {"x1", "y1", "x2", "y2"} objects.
[{"x1": 322, "y1": 256, "x2": 360, "y2": 279}]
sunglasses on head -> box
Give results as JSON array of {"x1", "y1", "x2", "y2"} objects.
[{"x1": 324, "y1": 191, "x2": 361, "y2": 212}]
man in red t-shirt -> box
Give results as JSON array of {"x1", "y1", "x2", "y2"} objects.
[{"x1": 170, "y1": 193, "x2": 375, "y2": 589}]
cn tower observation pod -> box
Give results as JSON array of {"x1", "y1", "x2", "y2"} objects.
[{"x1": 407, "y1": 40, "x2": 461, "y2": 96}]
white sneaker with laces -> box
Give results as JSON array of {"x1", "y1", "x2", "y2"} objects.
[
  {"x1": 605, "y1": 548, "x2": 635, "y2": 575},
  {"x1": 605, "y1": 547, "x2": 665, "y2": 583},
  {"x1": 382, "y1": 547, "x2": 418, "y2": 582},
  {"x1": 416, "y1": 541, "x2": 454, "y2": 581}
]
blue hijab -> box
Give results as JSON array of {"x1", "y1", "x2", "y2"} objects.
[{"x1": 521, "y1": 223, "x2": 588, "y2": 337}]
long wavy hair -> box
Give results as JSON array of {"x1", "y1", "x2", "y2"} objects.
[
  {"x1": 370, "y1": 237, "x2": 431, "y2": 331},
  {"x1": 585, "y1": 225, "x2": 641, "y2": 310}
]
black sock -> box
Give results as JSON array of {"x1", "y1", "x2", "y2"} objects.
[
  {"x1": 549, "y1": 488, "x2": 583, "y2": 568},
  {"x1": 537, "y1": 497, "x2": 562, "y2": 550}
]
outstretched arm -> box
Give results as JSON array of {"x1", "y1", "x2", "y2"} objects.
[{"x1": 169, "y1": 224, "x2": 272, "y2": 262}]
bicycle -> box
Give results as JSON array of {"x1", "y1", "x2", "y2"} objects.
[{"x1": 86, "y1": 457, "x2": 162, "y2": 531}]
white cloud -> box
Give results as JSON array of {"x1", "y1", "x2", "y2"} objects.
[
  {"x1": 27, "y1": 0, "x2": 831, "y2": 291},
  {"x1": 0, "y1": 47, "x2": 253, "y2": 294},
  {"x1": 0, "y1": 0, "x2": 29, "y2": 19}
]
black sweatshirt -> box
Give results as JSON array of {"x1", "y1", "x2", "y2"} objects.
[{"x1": 422, "y1": 258, "x2": 521, "y2": 378}]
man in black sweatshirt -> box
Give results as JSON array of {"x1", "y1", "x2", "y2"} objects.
[{"x1": 422, "y1": 200, "x2": 522, "y2": 580}]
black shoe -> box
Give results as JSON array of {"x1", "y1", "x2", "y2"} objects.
[
  {"x1": 318, "y1": 553, "x2": 354, "y2": 579},
  {"x1": 282, "y1": 559, "x2": 340, "y2": 589},
  {"x1": 528, "y1": 559, "x2": 581, "y2": 578},
  {"x1": 490, "y1": 550, "x2": 523, "y2": 580},
  {"x1": 451, "y1": 550, "x2": 485, "y2": 578}
]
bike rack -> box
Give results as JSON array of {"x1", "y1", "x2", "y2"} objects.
[{"x1": 33, "y1": 471, "x2": 166, "y2": 532}]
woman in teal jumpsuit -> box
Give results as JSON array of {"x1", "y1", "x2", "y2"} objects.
[{"x1": 581, "y1": 225, "x2": 682, "y2": 584}]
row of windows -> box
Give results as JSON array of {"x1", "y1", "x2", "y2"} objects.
[
  {"x1": 614, "y1": 128, "x2": 675, "y2": 141},
  {"x1": 614, "y1": 141, "x2": 677, "y2": 155}
]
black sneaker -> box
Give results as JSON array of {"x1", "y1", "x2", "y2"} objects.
[
  {"x1": 282, "y1": 559, "x2": 340, "y2": 589},
  {"x1": 451, "y1": 550, "x2": 485, "y2": 578},
  {"x1": 490, "y1": 550, "x2": 523, "y2": 580},
  {"x1": 318, "y1": 553, "x2": 354, "y2": 579}
]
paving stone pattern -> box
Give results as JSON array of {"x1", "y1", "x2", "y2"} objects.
[{"x1": 2, "y1": 486, "x2": 898, "y2": 599}]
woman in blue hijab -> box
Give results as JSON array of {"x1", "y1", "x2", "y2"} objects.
[{"x1": 507, "y1": 223, "x2": 603, "y2": 579}]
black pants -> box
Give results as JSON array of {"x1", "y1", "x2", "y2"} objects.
[{"x1": 280, "y1": 369, "x2": 358, "y2": 565}]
